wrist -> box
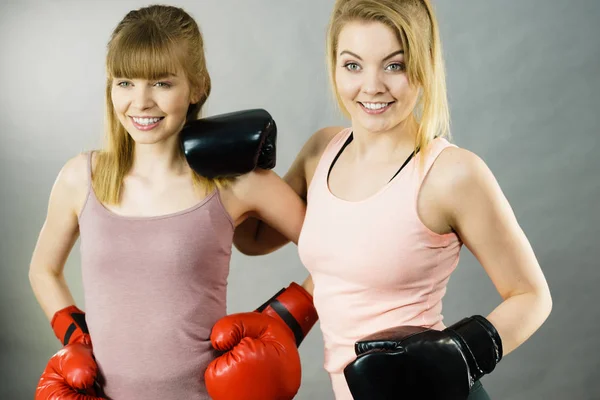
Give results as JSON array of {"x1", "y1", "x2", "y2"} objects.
[
  {"x1": 446, "y1": 315, "x2": 503, "y2": 381},
  {"x1": 51, "y1": 305, "x2": 90, "y2": 346},
  {"x1": 256, "y1": 282, "x2": 318, "y2": 346}
]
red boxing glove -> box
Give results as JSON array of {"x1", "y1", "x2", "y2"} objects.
[
  {"x1": 35, "y1": 343, "x2": 103, "y2": 400},
  {"x1": 205, "y1": 282, "x2": 318, "y2": 400},
  {"x1": 256, "y1": 282, "x2": 319, "y2": 346},
  {"x1": 35, "y1": 306, "x2": 104, "y2": 400},
  {"x1": 51, "y1": 305, "x2": 90, "y2": 346},
  {"x1": 206, "y1": 312, "x2": 301, "y2": 400}
]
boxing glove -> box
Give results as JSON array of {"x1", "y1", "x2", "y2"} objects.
[
  {"x1": 180, "y1": 108, "x2": 276, "y2": 179},
  {"x1": 255, "y1": 282, "x2": 319, "y2": 347},
  {"x1": 343, "y1": 315, "x2": 502, "y2": 400},
  {"x1": 51, "y1": 305, "x2": 90, "y2": 346},
  {"x1": 205, "y1": 283, "x2": 318, "y2": 400},
  {"x1": 35, "y1": 343, "x2": 103, "y2": 400},
  {"x1": 35, "y1": 306, "x2": 103, "y2": 400}
]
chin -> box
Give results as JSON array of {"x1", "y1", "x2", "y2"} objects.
[
  {"x1": 126, "y1": 130, "x2": 165, "y2": 145},
  {"x1": 130, "y1": 137, "x2": 162, "y2": 145},
  {"x1": 355, "y1": 118, "x2": 393, "y2": 134}
]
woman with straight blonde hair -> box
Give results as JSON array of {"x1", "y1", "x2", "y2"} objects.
[
  {"x1": 30, "y1": 4, "x2": 319, "y2": 400},
  {"x1": 234, "y1": 0, "x2": 552, "y2": 398}
]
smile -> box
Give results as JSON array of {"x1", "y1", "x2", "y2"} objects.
[
  {"x1": 358, "y1": 102, "x2": 394, "y2": 115},
  {"x1": 129, "y1": 116, "x2": 164, "y2": 131}
]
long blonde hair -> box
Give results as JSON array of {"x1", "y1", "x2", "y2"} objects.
[
  {"x1": 94, "y1": 5, "x2": 223, "y2": 204},
  {"x1": 326, "y1": 0, "x2": 450, "y2": 161}
]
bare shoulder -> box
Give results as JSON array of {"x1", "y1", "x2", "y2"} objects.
[
  {"x1": 426, "y1": 146, "x2": 503, "y2": 226},
  {"x1": 300, "y1": 125, "x2": 346, "y2": 186},
  {"x1": 57, "y1": 152, "x2": 90, "y2": 190},
  {"x1": 52, "y1": 152, "x2": 92, "y2": 215},
  {"x1": 430, "y1": 146, "x2": 495, "y2": 191},
  {"x1": 302, "y1": 125, "x2": 346, "y2": 162}
]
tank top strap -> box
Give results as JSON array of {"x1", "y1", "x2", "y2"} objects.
[
  {"x1": 77, "y1": 151, "x2": 96, "y2": 221},
  {"x1": 87, "y1": 151, "x2": 94, "y2": 190},
  {"x1": 412, "y1": 137, "x2": 457, "y2": 198},
  {"x1": 309, "y1": 128, "x2": 352, "y2": 192}
]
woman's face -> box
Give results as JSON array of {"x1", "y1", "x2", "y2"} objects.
[
  {"x1": 335, "y1": 21, "x2": 420, "y2": 134},
  {"x1": 111, "y1": 67, "x2": 195, "y2": 145}
]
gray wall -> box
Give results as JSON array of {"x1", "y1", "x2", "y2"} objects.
[{"x1": 1, "y1": 1, "x2": 598, "y2": 399}]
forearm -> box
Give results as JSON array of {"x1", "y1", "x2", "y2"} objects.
[
  {"x1": 300, "y1": 274, "x2": 314, "y2": 296},
  {"x1": 29, "y1": 269, "x2": 77, "y2": 321},
  {"x1": 485, "y1": 289, "x2": 552, "y2": 356},
  {"x1": 233, "y1": 217, "x2": 291, "y2": 255}
]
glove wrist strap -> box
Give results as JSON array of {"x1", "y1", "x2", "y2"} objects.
[
  {"x1": 51, "y1": 305, "x2": 90, "y2": 346},
  {"x1": 256, "y1": 282, "x2": 318, "y2": 347},
  {"x1": 446, "y1": 315, "x2": 503, "y2": 381}
]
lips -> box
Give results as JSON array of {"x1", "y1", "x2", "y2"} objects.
[
  {"x1": 129, "y1": 116, "x2": 164, "y2": 131},
  {"x1": 358, "y1": 101, "x2": 394, "y2": 115}
]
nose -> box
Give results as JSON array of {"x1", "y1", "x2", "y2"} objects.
[
  {"x1": 131, "y1": 85, "x2": 155, "y2": 111},
  {"x1": 362, "y1": 69, "x2": 386, "y2": 96}
]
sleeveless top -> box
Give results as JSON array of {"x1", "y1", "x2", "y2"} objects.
[
  {"x1": 78, "y1": 152, "x2": 233, "y2": 399},
  {"x1": 298, "y1": 128, "x2": 462, "y2": 399}
]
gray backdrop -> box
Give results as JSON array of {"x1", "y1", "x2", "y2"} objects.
[{"x1": 1, "y1": 0, "x2": 598, "y2": 399}]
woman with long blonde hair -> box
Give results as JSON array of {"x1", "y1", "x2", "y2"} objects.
[
  {"x1": 30, "y1": 5, "x2": 318, "y2": 400},
  {"x1": 233, "y1": 0, "x2": 552, "y2": 398}
]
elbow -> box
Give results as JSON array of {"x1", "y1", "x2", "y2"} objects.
[
  {"x1": 537, "y1": 275, "x2": 553, "y2": 318},
  {"x1": 28, "y1": 263, "x2": 60, "y2": 288},
  {"x1": 28, "y1": 264, "x2": 41, "y2": 286},
  {"x1": 529, "y1": 285, "x2": 552, "y2": 326},
  {"x1": 28, "y1": 267, "x2": 44, "y2": 295},
  {"x1": 540, "y1": 287, "x2": 553, "y2": 321},
  {"x1": 233, "y1": 242, "x2": 268, "y2": 256}
]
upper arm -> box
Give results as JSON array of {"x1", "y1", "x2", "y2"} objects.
[
  {"x1": 436, "y1": 148, "x2": 550, "y2": 300},
  {"x1": 229, "y1": 125, "x2": 345, "y2": 254},
  {"x1": 29, "y1": 153, "x2": 88, "y2": 277},
  {"x1": 233, "y1": 169, "x2": 306, "y2": 244}
]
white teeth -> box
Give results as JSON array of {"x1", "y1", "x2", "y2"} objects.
[
  {"x1": 361, "y1": 102, "x2": 390, "y2": 110},
  {"x1": 132, "y1": 117, "x2": 161, "y2": 125}
]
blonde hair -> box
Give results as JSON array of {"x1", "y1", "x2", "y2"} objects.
[
  {"x1": 94, "y1": 5, "x2": 225, "y2": 204},
  {"x1": 326, "y1": 0, "x2": 450, "y2": 161}
]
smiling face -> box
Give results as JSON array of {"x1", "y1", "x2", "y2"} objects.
[
  {"x1": 334, "y1": 21, "x2": 420, "y2": 134},
  {"x1": 110, "y1": 68, "x2": 195, "y2": 145},
  {"x1": 105, "y1": 8, "x2": 208, "y2": 151}
]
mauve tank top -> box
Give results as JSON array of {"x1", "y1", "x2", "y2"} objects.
[{"x1": 78, "y1": 152, "x2": 233, "y2": 399}]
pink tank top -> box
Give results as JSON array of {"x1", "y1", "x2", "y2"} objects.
[
  {"x1": 298, "y1": 128, "x2": 462, "y2": 399},
  {"x1": 78, "y1": 152, "x2": 233, "y2": 400}
]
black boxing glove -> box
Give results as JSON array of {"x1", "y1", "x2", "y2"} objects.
[
  {"x1": 343, "y1": 315, "x2": 503, "y2": 400},
  {"x1": 180, "y1": 108, "x2": 276, "y2": 179}
]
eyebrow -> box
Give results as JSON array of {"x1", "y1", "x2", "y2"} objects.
[
  {"x1": 113, "y1": 73, "x2": 178, "y2": 80},
  {"x1": 339, "y1": 50, "x2": 404, "y2": 62},
  {"x1": 155, "y1": 73, "x2": 178, "y2": 79}
]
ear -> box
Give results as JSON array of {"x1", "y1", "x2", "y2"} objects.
[{"x1": 190, "y1": 87, "x2": 201, "y2": 104}]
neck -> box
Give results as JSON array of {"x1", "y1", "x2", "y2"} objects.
[
  {"x1": 130, "y1": 135, "x2": 187, "y2": 179},
  {"x1": 349, "y1": 115, "x2": 419, "y2": 163}
]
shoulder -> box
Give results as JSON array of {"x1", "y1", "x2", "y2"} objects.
[
  {"x1": 47, "y1": 152, "x2": 94, "y2": 215},
  {"x1": 56, "y1": 152, "x2": 91, "y2": 190},
  {"x1": 301, "y1": 125, "x2": 347, "y2": 162},
  {"x1": 297, "y1": 125, "x2": 347, "y2": 182},
  {"x1": 427, "y1": 146, "x2": 502, "y2": 218},
  {"x1": 431, "y1": 146, "x2": 494, "y2": 190},
  {"x1": 276, "y1": 125, "x2": 347, "y2": 199}
]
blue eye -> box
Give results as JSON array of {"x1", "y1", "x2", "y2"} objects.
[
  {"x1": 344, "y1": 62, "x2": 361, "y2": 72},
  {"x1": 386, "y1": 63, "x2": 406, "y2": 72},
  {"x1": 116, "y1": 81, "x2": 131, "y2": 87},
  {"x1": 155, "y1": 81, "x2": 172, "y2": 88}
]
